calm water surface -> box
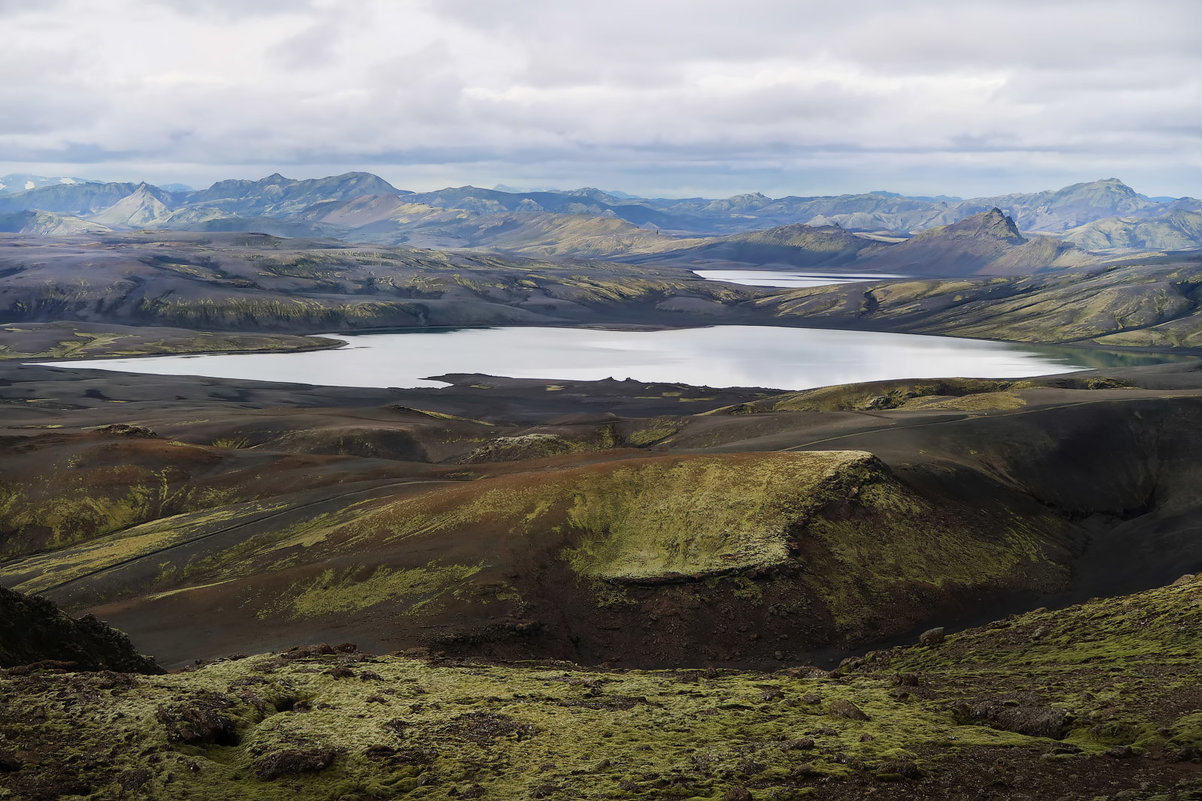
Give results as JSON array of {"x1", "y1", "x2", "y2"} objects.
[
  {"x1": 39, "y1": 325, "x2": 1095, "y2": 390},
  {"x1": 692, "y1": 270, "x2": 910, "y2": 288}
]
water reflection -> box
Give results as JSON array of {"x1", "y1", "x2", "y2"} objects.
[
  {"x1": 693, "y1": 270, "x2": 910, "y2": 288},
  {"x1": 34, "y1": 325, "x2": 1123, "y2": 391}
]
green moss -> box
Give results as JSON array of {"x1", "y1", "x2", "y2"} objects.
[
  {"x1": 11, "y1": 574, "x2": 1195, "y2": 801},
  {"x1": 554, "y1": 452, "x2": 869, "y2": 582},
  {"x1": 0, "y1": 500, "x2": 287, "y2": 595},
  {"x1": 626, "y1": 416, "x2": 684, "y2": 447},
  {"x1": 273, "y1": 561, "x2": 487, "y2": 619}
]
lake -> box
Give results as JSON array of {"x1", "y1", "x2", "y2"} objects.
[
  {"x1": 37, "y1": 325, "x2": 1107, "y2": 390},
  {"x1": 692, "y1": 270, "x2": 910, "y2": 288}
]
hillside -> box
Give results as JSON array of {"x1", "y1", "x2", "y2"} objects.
[
  {"x1": 0, "y1": 585, "x2": 160, "y2": 673},
  {"x1": 626, "y1": 222, "x2": 884, "y2": 269},
  {"x1": 847, "y1": 209, "x2": 1097, "y2": 276},
  {"x1": 1061, "y1": 209, "x2": 1202, "y2": 251},
  {"x1": 0, "y1": 233, "x2": 756, "y2": 332},
  {"x1": 3, "y1": 233, "x2": 1202, "y2": 347},
  {"x1": 0, "y1": 436, "x2": 1072, "y2": 666},
  {"x1": 4, "y1": 326, "x2": 1202, "y2": 672},
  {"x1": 0, "y1": 210, "x2": 110, "y2": 235}
]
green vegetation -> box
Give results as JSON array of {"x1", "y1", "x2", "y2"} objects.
[
  {"x1": 271, "y1": 562, "x2": 487, "y2": 619},
  {"x1": 559, "y1": 452, "x2": 867, "y2": 582},
  {"x1": 0, "y1": 323, "x2": 337, "y2": 360},
  {"x1": 625, "y1": 416, "x2": 684, "y2": 446},
  {"x1": 1, "y1": 576, "x2": 1197, "y2": 800},
  {"x1": 0, "y1": 500, "x2": 286, "y2": 596}
]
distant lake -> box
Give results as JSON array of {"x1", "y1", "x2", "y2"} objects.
[
  {"x1": 693, "y1": 270, "x2": 910, "y2": 288},
  {"x1": 37, "y1": 325, "x2": 1121, "y2": 390}
]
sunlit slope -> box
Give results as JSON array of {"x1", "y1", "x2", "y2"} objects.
[{"x1": 2, "y1": 449, "x2": 1069, "y2": 667}]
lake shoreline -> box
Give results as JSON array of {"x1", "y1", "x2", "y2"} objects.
[{"x1": 33, "y1": 324, "x2": 1105, "y2": 391}]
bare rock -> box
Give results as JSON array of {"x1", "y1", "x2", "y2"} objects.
[
  {"x1": 157, "y1": 694, "x2": 240, "y2": 746},
  {"x1": 919, "y1": 627, "x2": 946, "y2": 646},
  {"x1": 954, "y1": 696, "x2": 1072, "y2": 739},
  {"x1": 828, "y1": 699, "x2": 871, "y2": 721},
  {"x1": 254, "y1": 748, "x2": 338, "y2": 780}
]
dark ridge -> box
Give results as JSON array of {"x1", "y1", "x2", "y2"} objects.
[{"x1": 0, "y1": 585, "x2": 162, "y2": 674}]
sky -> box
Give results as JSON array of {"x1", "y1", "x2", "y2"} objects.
[{"x1": 2, "y1": 0, "x2": 1200, "y2": 198}]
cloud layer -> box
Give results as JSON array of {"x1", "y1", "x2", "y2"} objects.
[{"x1": 2, "y1": 0, "x2": 1199, "y2": 196}]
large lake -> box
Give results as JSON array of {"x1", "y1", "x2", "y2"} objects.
[
  {"x1": 37, "y1": 325, "x2": 1129, "y2": 390},
  {"x1": 692, "y1": 270, "x2": 909, "y2": 288}
]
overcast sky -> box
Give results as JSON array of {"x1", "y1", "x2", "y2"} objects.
[{"x1": 2, "y1": 0, "x2": 1199, "y2": 198}]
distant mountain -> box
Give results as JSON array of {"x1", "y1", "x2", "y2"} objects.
[
  {"x1": 90, "y1": 184, "x2": 175, "y2": 227},
  {"x1": 0, "y1": 210, "x2": 111, "y2": 236},
  {"x1": 405, "y1": 186, "x2": 961, "y2": 235},
  {"x1": 851, "y1": 209, "x2": 1096, "y2": 277},
  {"x1": 1060, "y1": 209, "x2": 1202, "y2": 251},
  {"x1": 182, "y1": 171, "x2": 406, "y2": 217},
  {"x1": 0, "y1": 174, "x2": 98, "y2": 195},
  {"x1": 0, "y1": 171, "x2": 1197, "y2": 270},
  {"x1": 959, "y1": 178, "x2": 1162, "y2": 233},
  {"x1": 301, "y1": 196, "x2": 698, "y2": 256},
  {"x1": 400, "y1": 180, "x2": 1183, "y2": 238},
  {"x1": 398, "y1": 212, "x2": 695, "y2": 258},
  {"x1": 0, "y1": 181, "x2": 145, "y2": 216}
]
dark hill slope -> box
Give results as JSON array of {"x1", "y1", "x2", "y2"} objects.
[
  {"x1": 747, "y1": 254, "x2": 1202, "y2": 349},
  {"x1": 0, "y1": 446, "x2": 1074, "y2": 668},
  {"x1": 625, "y1": 222, "x2": 884, "y2": 268},
  {"x1": 0, "y1": 233, "x2": 755, "y2": 332},
  {"x1": 0, "y1": 585, "x2": 160, "y2": 672}
]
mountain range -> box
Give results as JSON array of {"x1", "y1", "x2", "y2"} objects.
[{"x1": 1, "y1": 172, "x2": 1200, "y2": 264}]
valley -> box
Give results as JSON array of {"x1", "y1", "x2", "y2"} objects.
[{"x1": 1, "y1": 171, "x2": 1200, "y2": 800}]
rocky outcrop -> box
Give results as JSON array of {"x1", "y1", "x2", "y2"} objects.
[{"x1": 0, "y1": 585, "x2": 161, "y2": 673}]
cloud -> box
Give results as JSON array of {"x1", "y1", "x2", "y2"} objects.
[{"x1": 1, "y1": 0, "x2": 1200, "y2": 196}]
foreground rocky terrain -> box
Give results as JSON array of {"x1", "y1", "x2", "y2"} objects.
[{"x1": 0, "y1": 572, "x2": 1197, "y2": 800}]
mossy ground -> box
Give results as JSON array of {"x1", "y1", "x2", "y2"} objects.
[
  {"x1": 0, "y1": 322, "x2": 336, "y2": 361},
  {"x1": 1, "y1": 576, "x2": 1198, "y2": 801}
]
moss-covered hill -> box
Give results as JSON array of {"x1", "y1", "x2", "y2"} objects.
[
  {"x1": 0, "y1": 445, "x2": 1070, "y2": 669},
  {"x1": 0, "y1": 575, "x2": 1197, "y2": 801}
]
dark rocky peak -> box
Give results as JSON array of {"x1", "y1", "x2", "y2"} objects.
[{"x1": 919, "y1": 208, "x2": 1025, "y2": 242}]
